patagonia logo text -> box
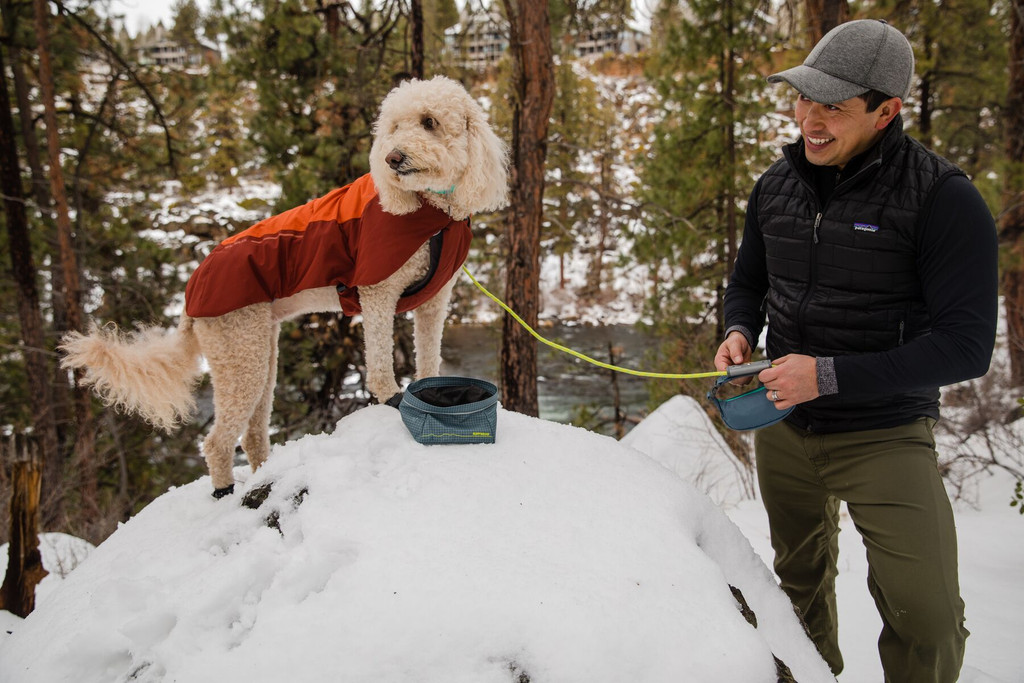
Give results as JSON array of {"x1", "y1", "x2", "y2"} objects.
[{"x1": 853, "y1": 222, "x2": 879, "y2": 233}]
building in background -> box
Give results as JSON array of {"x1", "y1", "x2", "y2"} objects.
[
  {"x1": 135, "y1": 25, "x2": 221, "y2": 67},
  {"x1": 573, "y1": 16, "x2": 648, "y2": 58},
  {"x1": 446, "y1": 7, "x2": 648, "y2": 71},
  {"x1": 445, "y1": 7, "x2": 509, "y2": 71}
]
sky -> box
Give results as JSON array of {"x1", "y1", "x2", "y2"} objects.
[
  {"x1": 110, "y1": 0, "x2": 207, "y2": 35},
  {"x1": 2, "y1": 396, "x2": 1022, "y2": 682},
  {"x1": 108, "y1": 0, "x2": 658, "y2": 38}
]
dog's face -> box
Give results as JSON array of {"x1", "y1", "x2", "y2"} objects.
[{"x1": 370, "y1": 76, "x2": 508, "y2": 220}]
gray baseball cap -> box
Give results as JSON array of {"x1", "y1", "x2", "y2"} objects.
[{"x1": 767, "y1": 19, "x2": 914, "y2": 104}]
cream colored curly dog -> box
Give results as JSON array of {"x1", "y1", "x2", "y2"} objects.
[{"x1": 60, "y1": 76, "x2": 508, "y2": 497}]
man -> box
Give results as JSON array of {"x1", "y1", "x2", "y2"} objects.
[{"x1": 713, "y1": 19, "x2": 997, "y2": 682}]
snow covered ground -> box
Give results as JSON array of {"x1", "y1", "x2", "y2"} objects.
[
  {"x1": 625, "y1": 396, "x2": 1024, "y2": 683},
  {"x1": 2, "y1": 396, "x2": 1021, "y2": 682}
]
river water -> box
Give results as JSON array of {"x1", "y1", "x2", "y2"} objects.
[{"x1": 439, "y1": 323, "x2": 668, "y2": 434}]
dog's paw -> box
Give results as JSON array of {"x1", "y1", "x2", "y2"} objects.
[
  {"x1": 384, "y1": 392, "x2": 404, "y2": 409},
  {"x1": 211, "y1": 484, "x2": 235, "y2": 499}
]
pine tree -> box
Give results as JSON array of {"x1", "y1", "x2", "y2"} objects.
[
  {"x1": 871, "y1": 0, "x2": 1007, "y2": 207},
  {"x1": 170, "y1": 0, "x2": 203, "y2": 45},
  {"x1": 0, "y1": 0, "x2": 219, "y2": 540},
  {"x1": 0, "y1": 38, "x2": 60, "y2": 550},
  {"x1": 545, "y1": 62, "x2": 602, "y2": 290},
  {"x1": 211, "y1": 0, "x2": 405, "y2": 208},
  {"x1": 639, "y1": 0, "x2": 777, "y2": 329},
  {"x1": 545, "y1": 61, "x2": 634, "y2": 304},
  {"x1": 423, "y1": 0, "x2": 460, "y2": 67},
  {"x1": 635, "y1": 0, "x2": 778, "y2": 445}
]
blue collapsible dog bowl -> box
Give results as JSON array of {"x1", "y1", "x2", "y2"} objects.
[{"x1": 398, "y1": 376, "x2": 498, "y2": 444}]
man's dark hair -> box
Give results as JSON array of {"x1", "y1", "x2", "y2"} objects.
[{"x1": 860, "y1": 89, "x2": 895, "y2": 112}]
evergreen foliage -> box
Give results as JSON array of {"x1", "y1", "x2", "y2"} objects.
[
  {"x1": 0, "y1": 0, "x2": 215, "y2": 539},
  {"x1": 869, "y1": 0, "x2": 1008, "y2": 211},
  {"x1": 422, "y1": 0, "x2": 461, "y2": 67},
  {"x1": 638, "y1": 0, "x2": 777, "y2": 422},
  {"x1": 207, "y1": 0, "x2": 406, "y2": 208},
  {"x1": 548, "y1": 0, "x2": 632, "y2": 46},
  {"x1": 545, "y1": 61, "x2": 623, "y2": 300},
  {"x1": 170, "y1": 0, "x2": 204, "y2": 45}
]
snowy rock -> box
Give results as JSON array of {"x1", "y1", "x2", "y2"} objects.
[{"x1": 0, "y1": 407, "x2": 832, "y2": 682}]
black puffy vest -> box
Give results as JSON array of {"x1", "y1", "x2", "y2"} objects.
[{"x1": 757, "y1": 117, "x2": 964, "y2": 430}]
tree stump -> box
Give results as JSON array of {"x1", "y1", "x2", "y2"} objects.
[{"x1": 0, "y1": 435, "x2": 48, "y2": 617}]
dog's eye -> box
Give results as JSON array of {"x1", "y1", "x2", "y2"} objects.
[{"x1": 421, "y1": 116, "x2": 437, "y2": 131}]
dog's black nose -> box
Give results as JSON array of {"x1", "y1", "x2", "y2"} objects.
[{"x1": 386, "y1": 150, "x2": 406, "y2": 170}]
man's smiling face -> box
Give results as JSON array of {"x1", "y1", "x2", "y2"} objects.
[{"x1": 795, "y1": 93, "x2": 901, "y2": 169}]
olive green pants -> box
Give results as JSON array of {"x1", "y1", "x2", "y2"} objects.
[{"x1": 754, "y1": 418, "x2": 967, "y2": 682}]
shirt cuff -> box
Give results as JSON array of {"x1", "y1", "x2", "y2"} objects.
[
  {"x1": 817, "y1": 357, "x2": 838, "y2": 396},
  {"x1": 724, "y1": 325, "x2": 755, "y2": 351}
]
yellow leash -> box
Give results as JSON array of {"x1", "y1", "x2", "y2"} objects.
[{"x1": 461, "y1": 266, "x2": 727, "y2": 380}]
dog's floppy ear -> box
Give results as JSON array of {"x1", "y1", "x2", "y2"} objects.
[{"x1": 452, "y1": 105, "x2": 509, "y2": 217}]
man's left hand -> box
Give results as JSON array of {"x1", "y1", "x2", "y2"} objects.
[{"x1": 757, "y1": 354, "x2": 819, "y2": 410}]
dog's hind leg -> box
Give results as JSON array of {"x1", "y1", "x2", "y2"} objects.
[
  {"x1": 194, "y1": 305, "x2": 276, "y2": 495},
  {"x1": 412, "y1": 275, "x2": 457, "y2": 379},
  {"x1": 241, "y1": 324, "x2": 280, "y2": 472}
]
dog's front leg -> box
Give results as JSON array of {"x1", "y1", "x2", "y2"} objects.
[
  {"x1": 412, "y1": 275, "x2": 457, "y2": 379},
  {"x1": 359, "y1": 286, "x2": 403, "y2": 405}
]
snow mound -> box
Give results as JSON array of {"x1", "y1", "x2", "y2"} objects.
[
  {"x1": 622, "y1": 395, "x2": 757, "y2": 508},
  {"x1": 0, "y1": 406, "x2": 831, "y2": 682}
]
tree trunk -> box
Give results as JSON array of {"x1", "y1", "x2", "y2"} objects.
[
  {"x1": 500, "y1": 0, "x2": 555, "y2": 416},
  {"x1": 0, "y1": 436, "x2": 48, "y2": 617},
  {"x1": 609, "y1": 343, "x2": 624, "y2": 439},
  {"x1": 32, "y1": 0, "x2": 98, "y2": 516},
  {"x1": 9, "y1": 39, "x2": 71, "y2": 526},
  {"x1": 592, "y1": 144, "x2": 610, "y2": 294},
  {"x1": 410, "y1": 0, "x2": 425, "y2": 79},
  {"x1": 0, "y1": 44, "x2": 62, "y2": 526},
  {"x1": 805, "y1": 0, "x2": 849, "y2": 45},
  {"x1": 918, "y1": 23, "x2": 935, "y2": 148},
  {"x1": 1004, "y1": 0, "x2": 1024, "y2": 387},
  {"x1": 723, "y1": 0, "x2": 736, "y2": 335}
]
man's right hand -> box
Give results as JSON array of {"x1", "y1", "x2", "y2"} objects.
[{"x1": 715, "y1": 331, "x2": 753, "y2": 382}]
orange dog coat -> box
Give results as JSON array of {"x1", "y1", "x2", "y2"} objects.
[{"x1": 184, "y1": 174, "x2": 471, "y2": 318}]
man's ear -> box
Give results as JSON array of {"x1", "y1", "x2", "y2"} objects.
[{"x1": 875, "y1": 97, "x2": 903, "y2": 130}]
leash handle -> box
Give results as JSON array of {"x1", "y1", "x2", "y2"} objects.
[{"x1": 725, "y1": 359, "x2": 772, "y2": 379}]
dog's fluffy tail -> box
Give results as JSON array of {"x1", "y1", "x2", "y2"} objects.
[{"x1": 59, "y1": 318, "x2": 202, "y2": 432}]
